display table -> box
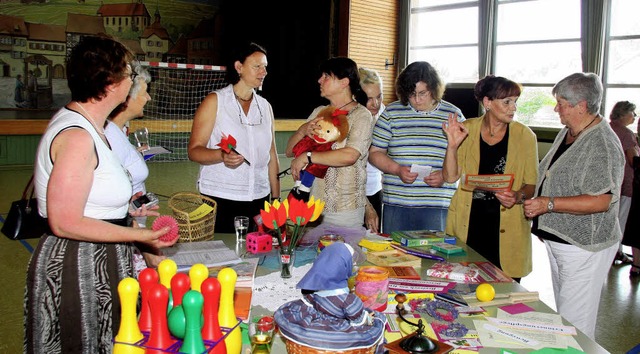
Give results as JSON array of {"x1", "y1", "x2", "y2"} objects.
[{"x1": 210, "y1": 233, "x2": 609, "y2": 354}]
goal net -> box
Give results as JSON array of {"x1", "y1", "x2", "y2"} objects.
[{"x1": 134, "y1": 61, "x2": 227, "y2": 162}]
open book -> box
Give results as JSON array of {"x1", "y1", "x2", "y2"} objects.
[{"x1": 163, "y1": 240, "x2": 242, "y2": 272}]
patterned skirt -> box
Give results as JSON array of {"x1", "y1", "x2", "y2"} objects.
[{"x1": 24, "y1": 233, "x2": 134, "y2": 354}]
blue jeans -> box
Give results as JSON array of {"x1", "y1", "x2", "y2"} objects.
[{"x1": 381, "y1": 204, "x2": 448, "y2": 233}]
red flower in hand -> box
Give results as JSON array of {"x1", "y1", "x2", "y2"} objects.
[{"x1": 217, "y1": 133, "x2": 237, "y2": 153}]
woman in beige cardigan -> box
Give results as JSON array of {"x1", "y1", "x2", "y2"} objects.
[{"x1": 442, "y1": 75, "x2": 538, "y2": 281}]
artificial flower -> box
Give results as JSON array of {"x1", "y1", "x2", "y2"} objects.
[
  {"x1": 258, "y1": 196, "x2": 325, "y2": 256},
  {"x1": 308, "y1": 196, "x2": 325, "y2": 222},
  {"x1": 216, "y1": 133, "x2": 237, "y2": 153}
]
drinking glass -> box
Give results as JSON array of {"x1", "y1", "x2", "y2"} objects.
[
  {"x1": 133, "y1": 127, "x2": 150, "y2": 151},
  {"x1": 249, "y1": 315, "x2": 275, "y2": 353},
  {"x1": 234, "y1": 216, "x2": 249, "y2": 243}
]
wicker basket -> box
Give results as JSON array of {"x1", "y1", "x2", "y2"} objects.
[
  {"x1": 168, "y1": 192, "x2": 217, "y2": 242},
  {"x1": 283, "y1": 338, "x2": 376, "y2": 354}
]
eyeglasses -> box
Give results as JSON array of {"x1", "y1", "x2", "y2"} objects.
[
  {"x1": 130, "y1": 72, "x2": 138, "y2": 81},
  {"x1": 235, "y1": 97, "x2": 264, "y2": 126},
  {"x1": 277, "y1": 168, "x2": 291, "y2": 179},
  {"x1": 409, "y1": 90, "x2": 429, "y2": 100}
]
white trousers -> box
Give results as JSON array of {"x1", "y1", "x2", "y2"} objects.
[{"x1": 545, "y1": 240, "x2": 618, "y2": 339}]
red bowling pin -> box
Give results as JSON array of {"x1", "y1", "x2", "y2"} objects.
[
  {"x1": 144, "y1": 283, "x2": 175, "y2": 354},
  {"x1": 138, "y1": 268, "x2": 159, "y2": 332},
  {"x1": 201, "y1": 277, "x2": 226, "y2": 353}
]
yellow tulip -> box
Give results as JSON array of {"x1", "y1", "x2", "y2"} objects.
[{"x1": 309, "y1": 197, "x2": 325, "y2": 222}]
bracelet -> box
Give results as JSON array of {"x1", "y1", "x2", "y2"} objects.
[{"x1": 431, "y1": 322, "x2": 469, "y2": 338}]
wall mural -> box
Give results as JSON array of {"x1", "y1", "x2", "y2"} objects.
[{"x1": 0, "y1": 0, "x2": 217, "y2": 110}]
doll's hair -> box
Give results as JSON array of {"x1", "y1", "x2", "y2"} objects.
[{"x1": 317, "y1": 106, "x2": 349, "y2": 142}]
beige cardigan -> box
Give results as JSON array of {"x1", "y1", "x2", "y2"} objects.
[{"x1": 445, "y1": 116, "x2": 538, "y2": 278}]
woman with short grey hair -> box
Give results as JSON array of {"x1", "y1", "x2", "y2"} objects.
[
  {"x1": 609, "y1": 100, "x2": 640, "y2": 270},
  {"x1": 523, "y1": 72, "x2": 625, "y2": 339}
]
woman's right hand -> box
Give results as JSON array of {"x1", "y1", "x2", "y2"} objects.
[
  {"x1": 442, "y1": 113, "x2": 468, "y2": 148},
  {"x1": 221, "y1": 150, "x2": 245, "y2": 168},
  {"x1": 140, "y1": 226, "x2": 179, "y2": 249}
]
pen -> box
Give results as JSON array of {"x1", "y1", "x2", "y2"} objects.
[
  {"x1": 230, "y1": 147, "x2": 251, "y2": 166},
  {"x1": 435, "y1": 293, "x2": 468, "y2": 307},
  {"x1": 390, "y1": 243, "x2": 446, "y2": 262}
]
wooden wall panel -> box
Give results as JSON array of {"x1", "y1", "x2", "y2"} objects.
[{"x1": 347, "y1": 0, "x2": 400, "y2": 104}]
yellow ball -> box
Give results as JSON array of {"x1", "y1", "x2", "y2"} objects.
[{"x1": 476, "y1": 283, "x2": 496, "y2": 302}]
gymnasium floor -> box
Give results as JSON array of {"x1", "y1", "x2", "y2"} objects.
[{"x1": 0, "y1": 159, "x2": 638, "y2": 353}]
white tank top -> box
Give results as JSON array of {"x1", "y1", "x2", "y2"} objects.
[
  {"x1": 34, "y1": 108, "x2": 132, "y2": 219},
  {"x1": 197, "y1": 84, "x2": 274, "y2": 201}
]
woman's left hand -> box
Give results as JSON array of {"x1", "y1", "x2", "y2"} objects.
[
  {"x1": 495, "y1": 190, "x2": 518, "y2": 209},
  {"x1": 129, "y1": 192, "x2": 160, "y2": 217}
]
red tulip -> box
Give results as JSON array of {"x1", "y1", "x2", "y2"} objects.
[{"x1": 287, "y1": 197, "x2": 315, "y2": 226}]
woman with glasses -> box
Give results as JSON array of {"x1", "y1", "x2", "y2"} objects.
[
  {"x1": 188, "y1": 42, "x2": 280, "y2": 233},
  {"x1": 24, "y1": 35, "x2": 176, "y2": 353},
  {"x1": 523, "y1": 73, "x2": 624, "y2": 339},
  {"x1": 442, "y1": 75, "x2": 538, "y2": 281},
  {"x1": 369, "y1": 61, "x2": 464, "y2": 233}
]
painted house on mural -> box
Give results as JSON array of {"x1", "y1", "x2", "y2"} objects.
[
  {"x1": 187, "y1": 17, "x2": 216, "y2": 65},
  {"x1": 97, "y1": 1, "x2": 151, "y2": 34},
  {"x1": 0, "y1": 14, "x2": 28, "y2": 78},
  {"x1": 140, "y1": 9, "x2": 172, "y2": 62},
  {"x1": 65, "y1": 13, "x2": 107, "y2": 58}
]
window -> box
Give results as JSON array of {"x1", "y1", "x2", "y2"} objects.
[
  {"x1": 603, "y1": 0, "x2": 640, "y2": 130},
  {"x1": 406, "y1": 0, "x2": 586, "y2": 128},
  {"x1": 408, "y1": 1, "x2": 478, "y2": 83}
]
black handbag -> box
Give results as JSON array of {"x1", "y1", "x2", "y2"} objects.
[{"x1": 1, "y1": 175, "x2": 49, "y2": 240}]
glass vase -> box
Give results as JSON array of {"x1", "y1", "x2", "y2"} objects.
[{"x1": 278, "y1": 247, "x2": 295, "y2": 279}]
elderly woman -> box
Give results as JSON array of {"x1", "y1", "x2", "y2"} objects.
[
  {"x1": 523, "y1": 73, "x2": 624, "y2": 339},
  {"x1": 369, "y1": 61, "x2": 464, "y2": 233},
  {"x1": 105, "y1": 63, "x2": 161, "y2": 274},
  {"x1": 443, "y1": 75, "x2": 538, "y2": 281},
  {"x1": 25, "y1": 35, "x2": 176, "y2": 353},
  {"x1": 358, "y1": 67, "x2": 385, "y2": 232},
  {"x1": 608, "y1": 101, "x2": 639, "y2": 269}
]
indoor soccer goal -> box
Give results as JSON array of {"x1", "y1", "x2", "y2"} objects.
[{"x1": 131, "y1": 61, "x2": 227, "y2": 162}]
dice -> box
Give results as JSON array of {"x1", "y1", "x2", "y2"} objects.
[{"x1": 246, "y1": 232, "x2": 272, "y2": 254}]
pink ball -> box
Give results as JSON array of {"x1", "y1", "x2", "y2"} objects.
[{"x1": 152, "y1": 215, "x2": 180, "y2": 242}]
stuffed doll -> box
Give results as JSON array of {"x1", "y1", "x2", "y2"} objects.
[
  {"x1": 288, "y1": 106, "x2": 349, "y2": 203},
  {"x1": 273, "y1": 243, "x2": 387, "y2": 353}
]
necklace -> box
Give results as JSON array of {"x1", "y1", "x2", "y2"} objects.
[
  {"x1": 485, "y1": 122, "x2": 505, "y2": 137},
  {"x1": 234, "y1": 90, "x2": 253, "y2": 102},
  {"x1": 569, "y1": 115, "x2": 598, "y2": 138},
  {"x1": 337, "y1": 99, "x2": 355, "y2": 111},
  {"x1": 75, "y1": 102, "x2": 106, "y2": 136}
]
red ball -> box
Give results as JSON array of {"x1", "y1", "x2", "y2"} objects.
[{"x1": 152, "y1": 215, "x2": 180, "y2": 242}]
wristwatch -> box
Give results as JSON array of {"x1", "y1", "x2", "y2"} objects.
[
  {"x1": 307, "y1": 151, "x2": 312, "y2": 164},
  {"x1": 547, "y1": 196, "x2": 555, "y2": 213}
]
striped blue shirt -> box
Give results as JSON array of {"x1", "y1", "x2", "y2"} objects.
[{"x1": 371, "y1": 100, "x2": 465, "y2": 208}]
